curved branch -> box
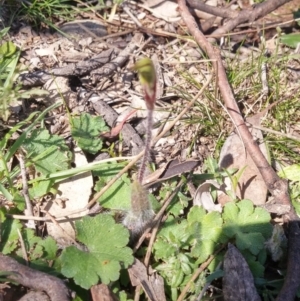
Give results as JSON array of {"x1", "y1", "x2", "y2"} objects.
[
  {"x1": 187, "y1": 0, "x2": 238, "y2": 19},
  {"x1": 187, "y1": 0, "x2": 292, "y2": 37},
  {"x1": 211, "y1": 0, "x2": 292, "y2": 37},
  {"x1": 0, "y1": 254, "x2": 70, "y2": 301}
]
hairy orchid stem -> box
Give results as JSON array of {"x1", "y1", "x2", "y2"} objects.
[{"x1": 138, "y1": 109, "x2": 153, "y2": 184}]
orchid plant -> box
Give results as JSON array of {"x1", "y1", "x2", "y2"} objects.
[{"x1": 123, "y1": 58, "x2": 157, "y2": 237}]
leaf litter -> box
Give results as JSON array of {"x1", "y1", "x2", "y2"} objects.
[{"x1": 0, "y1": 0, "x2": 300, "y2": 300}]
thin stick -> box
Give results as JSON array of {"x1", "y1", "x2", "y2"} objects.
[
  {"x1": 144, "y1": 214, "x2": 163, "y2": 267},
  {"x1": 196, "y1": 261, "x2": 222, "y2": 301},
  {"x1": 17, "y1": 229, "x2": 29, "y2": 265},
  {"x1": 87, "y1": 152, "x2": 144, "y2": 209},
  {"x1": 176, "y1": 246, "x2": 224, "y2": 301},
  {"x1": 250, "y1": 124, "x2": 300, "y2": 142},
  {"x1": 123, "y1": 4, "x2": 143, "y2": 27},
  {"x1": 18, "y1": 152, "x2": 35, "y2": 229},
  {"x1": 178, "y1": 0, "x2": 295, "y2": 218},
  {"x1": 133, "y1": 285, "x2": 142, "y2": 301}
]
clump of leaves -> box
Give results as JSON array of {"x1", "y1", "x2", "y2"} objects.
[
  {"x1": 0, "y1": 207, "x2": 59, "y2": 271},
  {"x1": 60, "y1": 214, "x2": 134, "y2": 289},
  {"x1": 152, "y1": 195, "x2": 273, "y2": 300}
]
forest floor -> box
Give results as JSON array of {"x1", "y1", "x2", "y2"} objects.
[{"x1": 0, "y1": 0, "x2": 300, "y2": 300}]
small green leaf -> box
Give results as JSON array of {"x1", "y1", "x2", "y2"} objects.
[
  {"x1": 60, "y1": 215, "x2": 133, "y2": 289},
  {"x1": 71, "y1": 113, "x2": 108, "y2": 154},
  {"x1": 280, "y1": 34, "x2": 300, "y2": 48},
  {"x1": 154, "y1": 216, "x2": 189, "y2": 260},
  {"x1": 38, "y1": 236, "x2": 58, "y2": 260},
  {"x1": 192, "y1": 239, "x2": 215, "y2": 264},
  {"x1": 23, "y1": 129, "x2": 71, "y2": 176},
  {"x1": 278, "y1": 164, "x2": 300, "y2": 181},
  {"x1": 0, "y1": 41, "x2": 17, "y2": 58},
  {"x1": 0, "y1": 28, "x2": 10, "y2": 40},
  {"x1": 236, "y1": 232, "x2": 265, "y2": 255},
  {"x1": 153, "y1": 239, "x2": 177, "y2": 260},
  {"x1": 187, "y1": 207, "x2": 223, "y2": 242},
  {"x1": 95, "y1": 173, "x2": 131, "y2": 211},
  {"x1": 29, "y1": 179, "x2": 55, "y2": 199},
  {"x1": 186, "y1": 207, "x2": 226, "y2": 263},
  {"x1": 171, "y1": 269, "x2": 184, "y2": 288},
  {"x1": 187, "y1": 206, "x2": 206, "y2": 225},
  {"x1": 0, "y1": 219, "x2": 22, "y2": 254}
]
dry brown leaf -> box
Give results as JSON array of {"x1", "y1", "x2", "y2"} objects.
[
  {"x1": 144, "y1": 158, "x2": 200, "y2": 186},
  {"x1": 218, "y1": 119, "x2": 268, "y2": 205},
  {"x1": 223, "y1": 244, "x2": 261, "y2": 301},
  {"x1": 128, "y1": 258, "x2": 166, "y2": 301},
  {"x1": 91, "y1": 284, "x2": 119, "y2": 301},
  {"x1": 45, "y1": 147, "x2": 93, "y2": 246}
]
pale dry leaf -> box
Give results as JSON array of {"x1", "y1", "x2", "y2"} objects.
[
  {"x1": 35, "y1": 42, "x2": 60, "y2": 61},
  {"x1": 218, "y1": 119, "x2": 268, "y2": 205},
  {"x1": 45, "y1": 147, "x2": 93, "y2": 246},
  {"x1": 193, "y1": 180, "x2": 223, "y2": 212},
  {"x1": 142, "y1": 0, "x2": 181, "y2": 22},
  {"x1": 142, "y1": 0, "x2": 164, "y2": 7}
]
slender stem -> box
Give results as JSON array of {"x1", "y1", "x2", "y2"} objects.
[
  {"x1": 138, "y1": 109, "x2": 153, "y2": 184},
  {"x1": 0, "y1": 149, "x2": 13, "y2": 189}
]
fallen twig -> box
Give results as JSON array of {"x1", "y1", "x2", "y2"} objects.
[
  {"x1": 18, "y1": 48, "x2": 114, "y2": 87},
  {"x1": 215, "y1": 0, "x2": 292, "y2": 36},
  {"x1": 0, "y1": 254, "x2": 70, "y2": 301},
  {"x1": 17, "y1": 151, "x2": 35, "y2": 229}
]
